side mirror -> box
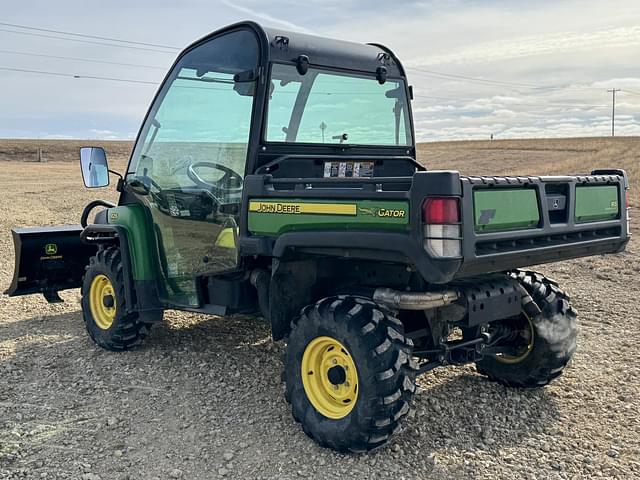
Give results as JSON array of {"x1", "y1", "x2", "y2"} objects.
[{"x1": 80, "y1": 147, "x2": 110, "y2": 188}]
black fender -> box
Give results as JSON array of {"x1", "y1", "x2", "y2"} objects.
[
  {"x1": 271, "y1": 231, "x2": 462, "y2": 284},
  {"x1": 80, "y1": 224, "x2": 163, "y2": 315},
  {"x1": 81, "y1": 224, "x2": 135, "y2": 313},
  {"x1": 268, "y1": 258, "x2": 318, "y2": 340}
]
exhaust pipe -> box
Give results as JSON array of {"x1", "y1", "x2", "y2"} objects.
[{"x1": 373, "y1": 287, "x2": 460, "y2": 310}]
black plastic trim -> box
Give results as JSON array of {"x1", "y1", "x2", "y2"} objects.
[
  {"x1": 272, "y1": 231, "x2": 461, "y2": 284},
  {"x1": 81, "y1": 224, "x2": 162, "y2": 313}
]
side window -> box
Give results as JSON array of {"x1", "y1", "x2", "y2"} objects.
[
  {"x1": 129, "y1": 29, "x2": 259, "y2": 193},
  {"x1": 125, "y1": 29, "x2": 259, "y2": 307},
  {"x1": 140, "y1": 69, "x2": 253, "y2": 195}
]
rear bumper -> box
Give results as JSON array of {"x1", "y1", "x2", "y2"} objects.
[{"x1": 458, "y1": 234, "x2": 629, "y2": 277}]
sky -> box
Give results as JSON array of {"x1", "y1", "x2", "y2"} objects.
[{"x1": 1, "y1": 0, "x2": 639, "y2": 142}]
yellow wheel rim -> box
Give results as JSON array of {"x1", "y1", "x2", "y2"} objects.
[
  {"x1": 89, "y1": 274, "x2": 117, "y2": 330},
  {"x1": 301, "y1": 336, "x2": 358, "y2": 419},
  {"x1": 495, "y1": 313, "x2": 535, "y2": 364}
]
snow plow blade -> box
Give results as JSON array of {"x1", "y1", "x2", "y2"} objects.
[{"x1": 4, "y1": 225, "x2": 98, "y2": 303}]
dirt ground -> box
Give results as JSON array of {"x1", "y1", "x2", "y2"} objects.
[{"x1": 1, "y1": 138, "x2": 639, "y2": 479}]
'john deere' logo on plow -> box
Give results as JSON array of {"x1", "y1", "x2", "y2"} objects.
[{"x1": 45, "y1": 243, "x2": 58, "y2": 255}]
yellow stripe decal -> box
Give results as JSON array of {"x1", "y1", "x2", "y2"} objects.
[{"x1": 249, "y1": 201, "x2": 357, "y2": 216}]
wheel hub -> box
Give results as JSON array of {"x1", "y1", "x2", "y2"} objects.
[
  {"x1": 493, "y1": 313, "x2": 535, "y2": 364},
  {"x1": 301, "y1": 336, "x2": 358, "y2": 419},
  {"x1": 327, "y1": 365, "x2": 347, "y2": 385},
  {"x1": 89, "y1": 274, "x2": 117, "y2": 330},
  {"x1": 103, "y1": 295, "x2": 115, "y2": 309}
]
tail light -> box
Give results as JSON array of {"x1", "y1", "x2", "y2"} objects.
[
  {"x1": 422, "y1": 197, "x2": 462, "y2": 258},
  {"x1": 625, "y1": 188, "x2": 631, "y2": 235}
]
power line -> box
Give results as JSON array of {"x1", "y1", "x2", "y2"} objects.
[
  {"x1": 0, "y1": 21, "x2": 625, "y2": 99},
  {"x1": 408, "y1": 66, "x2": 545, "y2": 90},
  {"x1": 413, "y1": 93, "x2": 607, "y2": 109},
  {"x1": 0, "y1": 64, "x2": 612, "y2": 110},
  {"x1": 622, "y1": 89, "x2": 640, "y2": 97},
  {"x1": 0, "y1": 21, "x2": 180, "y2": 50},
  {"x1": 0, "y1": 49, "x2": 166, "y2": 70},
  {"x1": 0, "y1": 66, "x2": 158, "y2": 85},
  {"x1": 0, "y1": 28, "x2": 176, "y2": 54},
  {"x1": 407, "y1": 66, "x2": 605, "y2": 94}
]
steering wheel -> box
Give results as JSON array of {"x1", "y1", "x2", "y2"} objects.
[{"x1": 187, "y1": 162, "x2": 243, "y2": 196}]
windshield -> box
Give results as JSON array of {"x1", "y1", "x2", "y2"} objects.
[{"x1": 266, "y1": 64, "x2": 412, "y2": 146}]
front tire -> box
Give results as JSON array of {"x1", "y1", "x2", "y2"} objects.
[
  {"x1": 283, "y1": 296, "x2": 416, "y2": 452},
  {"x1": 81, "y1": 246, "x2": 161, "y2": 351},
  {"x1": 476, "y1": 270, "x2": 578, "y2": 388}
]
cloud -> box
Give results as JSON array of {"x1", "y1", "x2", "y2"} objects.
[
  {"x1": 42, "y1": 134, "x2": 74, "y2": 140},
  {"x1": 1, "y1": 0, "x2": 639, "y2": 141},
  {"x1": 89, "y1": 129, "x2": 126, "y2": 140},
  {"x1": 409, "y1": 26, "x2": 640, "y2": 67},
  {"x1": 219, "y1": 0, "x2": 314, "y2": 34}
]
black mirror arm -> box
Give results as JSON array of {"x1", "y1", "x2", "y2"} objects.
[
  {"x1": 108, "y1": 169, "x2": 123, "y2": 181},
  {"x1": 107, "y1": 169, "x2": 124, "y2": 192}
]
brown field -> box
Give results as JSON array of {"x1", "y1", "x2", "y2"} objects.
[
  {"x1": 419, "y1": 137, "x2": 640, "y2": 208},
  {"x1": 0, "y1": 139, "x2": 132, "y2": 164},
  {"x1": 1, "y1": 137, "x2": 639, "y2": 479},
  {"x1": 1, "y1": 136, "x2": 637, "y2": 205}
]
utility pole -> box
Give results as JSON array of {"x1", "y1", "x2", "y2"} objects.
[
  {"x1": 319, "y1": 121, "x2": 327, "y2": 143},
  {"x1": 607, "y1": 88, "x2": 620, "y2": 137}
]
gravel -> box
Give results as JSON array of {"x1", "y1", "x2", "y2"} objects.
[{"x1": 1, "y1": 159, "x2": 639, "y2": 479}]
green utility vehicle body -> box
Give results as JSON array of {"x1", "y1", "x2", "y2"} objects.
[{"x1": 4, "y1": 21, "x2": 631, "y2": 453}]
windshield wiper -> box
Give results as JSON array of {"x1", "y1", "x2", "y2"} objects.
[{"x1": 331, "y1": 133, "x2": 349, "y2": 144}]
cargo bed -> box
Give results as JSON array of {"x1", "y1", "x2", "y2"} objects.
[{"x1": 458, "y1": 170, "x2": 630, "y2": 277}]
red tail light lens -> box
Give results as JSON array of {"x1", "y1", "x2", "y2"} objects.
[
  {"x1": 422, "y1": 197, "x2": 462, "y2": 258},
  {"x1": 422, "y1": 197, "x2": 460, "y2": 224}
]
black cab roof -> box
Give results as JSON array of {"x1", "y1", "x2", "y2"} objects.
[{"x1": 184, "y1": 21, "x2": 406, "y2": 78}]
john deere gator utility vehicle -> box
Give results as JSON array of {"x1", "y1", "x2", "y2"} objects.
[{"x1": 6, "y1": 21, "x2": 630, "y2": 452}]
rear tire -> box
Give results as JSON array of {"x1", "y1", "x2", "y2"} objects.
[
  {"x1": 476, "y1": 270, "x2": 577, "y2": 388},
  {"x1": 283, "y1": 295, "x2": 417, "y2": 452},
  {"x1": 81, "y1": 246, "x2": 161, "y2": 351}
]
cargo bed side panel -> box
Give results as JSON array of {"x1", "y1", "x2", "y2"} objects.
[{"x1": 473, "y1": 189, "x2": 540, "y2": 233}]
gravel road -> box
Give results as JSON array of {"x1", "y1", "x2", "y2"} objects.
[{"x1": 1, "y1": 158, "x2": 639, "y2": 479}]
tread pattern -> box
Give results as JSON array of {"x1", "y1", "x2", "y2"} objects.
[
  {"x1": 81, "y1": 246, "x2": 159, "y2": 351},
  {"x1": 476, "y1": 270, "x2": 578, "y2": 388},
  {"x1": 284, "y1": 295, "x2": 417, "y2": 452}
]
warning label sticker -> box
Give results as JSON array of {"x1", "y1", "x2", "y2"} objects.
[{"x1": 323, "y1": 161, "x2": 374, "y2": 178}]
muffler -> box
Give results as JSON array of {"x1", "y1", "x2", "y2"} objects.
[{"x1": 373, "y1": 287, "x2": 460, "y2": 310}]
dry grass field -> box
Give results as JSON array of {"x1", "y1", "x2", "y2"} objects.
[
  {"x1": 418, "y1": 137, "x2": 640, "y2": 207},
  {"x1": 0, "y1": 139, "x2": 132, "y2": 164},
  {"x1": 0, "y1": 137, "x2": 638, "y2": 479}
]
